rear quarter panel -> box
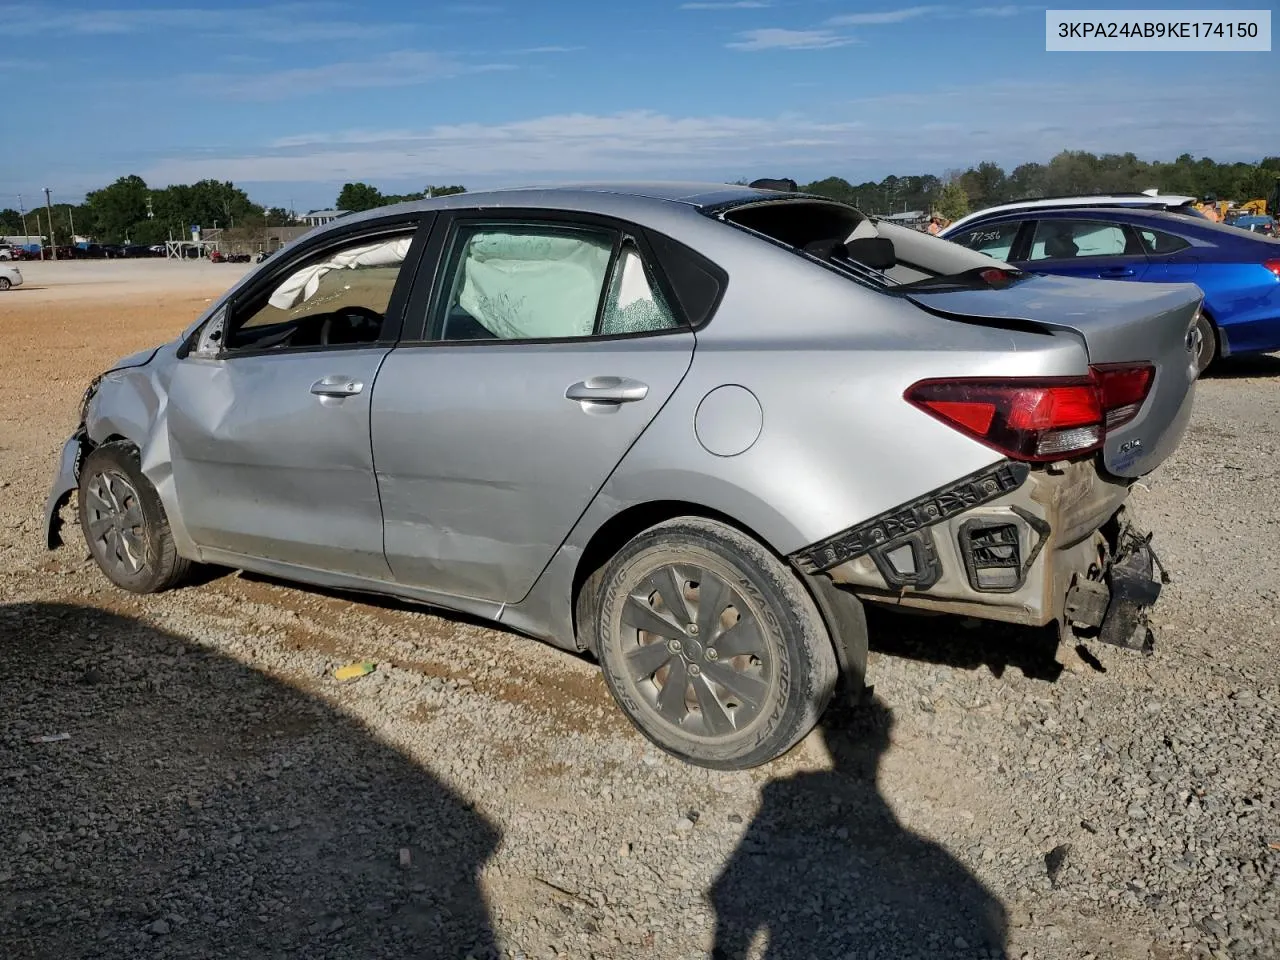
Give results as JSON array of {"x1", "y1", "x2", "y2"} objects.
[{"x1": 598, "y1": 245, "x2": 1092, "y2": 554}]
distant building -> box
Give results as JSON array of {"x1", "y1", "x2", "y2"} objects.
[
  {"x1": 301, "y1": 209, "x2": 349, "y2": 227},
  {"x1": 880, "y1": 210, "x2": 926, "y2": 222},
  {"x1": 2, "y1": 235, "x2": 45, "y2": 251}
]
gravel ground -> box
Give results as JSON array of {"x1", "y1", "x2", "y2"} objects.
[{"x1": 1, "y1": 286, "x2": 1277, "y2": 959}]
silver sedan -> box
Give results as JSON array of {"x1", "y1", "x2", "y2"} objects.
[{"x1": 45, "y1": 183, "x2": 1203, "y2": 768}]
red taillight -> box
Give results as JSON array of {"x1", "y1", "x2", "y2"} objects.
[
  {"x1": 1093, "y1": 362, "x2": 1154, "y2": 429},
  {"x1": 1264, "y1": 259, "x2": 1280, "y2": 279},
  {"x1": 905, "y1": 363, "x2": 1155, "y2": 463}
]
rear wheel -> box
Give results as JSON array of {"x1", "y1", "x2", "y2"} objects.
[
  {"x1": 1192, "y1": 310, "x2": 1217, "y2": 372},
  {"x1": 595, "y1": 517, "x2": 838, "y2": 769},
  {"x1": 78, "y1": 442, "x2": 192, "y2": 593}
]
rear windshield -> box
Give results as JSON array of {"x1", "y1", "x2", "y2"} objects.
[{"x1": 714, "y1": 197, "x2": 1025, "y2": 294}]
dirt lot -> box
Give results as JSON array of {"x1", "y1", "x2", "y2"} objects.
[{"x1": 1, "y1": 265, "x2": 1277, "y2": 960}]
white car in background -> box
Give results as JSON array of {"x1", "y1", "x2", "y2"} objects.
[
  {"x1": 945, "y1": 191, "x2": 1202, "y2": 234},
  {"x1": 0, "y1": 263, "x2": 23, "y2": 290}
]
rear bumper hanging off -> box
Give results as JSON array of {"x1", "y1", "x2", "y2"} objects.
[{"x1": 1064, "y1": 524, "x2": 1168, "y2": 655}]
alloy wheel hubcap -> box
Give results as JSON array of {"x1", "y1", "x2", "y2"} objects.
[
  {"x1": 85, "y1": 470, "x2": 146, "y2": 576},
  {"x1": 619, "y1": 564, "x2": 772, "y2": 738}
]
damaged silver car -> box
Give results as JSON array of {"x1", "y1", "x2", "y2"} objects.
[{"x1": 45, "y1": 183, "x2": 1202, "y2": 769}]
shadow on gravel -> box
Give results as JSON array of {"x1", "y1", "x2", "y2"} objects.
[
  {"x1": 709, "y1": 699, "x2": 1008, "y2": 960},
  {"x1": 0, "y1": 602, "x2": 501, "y2": 960},
  {"x1": 1201, "y1": 352, "x2": 1280, "y2": 380},
  {"x1": 866, "y1": 605, "x2": 1064, "y2": 682}
]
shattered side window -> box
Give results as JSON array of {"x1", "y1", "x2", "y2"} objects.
[
  {"x1": 438, "y1": 225, "x2": 615, "y2": 341},
  {"x1": 599, "y1": 241, "x2": 681, "y2": 336}
]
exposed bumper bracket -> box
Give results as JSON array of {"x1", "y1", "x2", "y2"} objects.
[
  {"x1": 1091, "y1": 526, "x2": 1168, "y2": 656},
  {"x1": 790, "y1": 461, "x2": 1029, "y2": 575}
]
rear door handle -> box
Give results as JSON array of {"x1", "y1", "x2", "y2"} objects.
[
  {"x1": 310, "y1": 376, "x2": 364, "y2": 398},
  {"x1": 1100, "y1": 266, "x2": 1136, "y2": 277},
  {"x1": 565, "y1": 376, "x2": 649, "y2": 404}
]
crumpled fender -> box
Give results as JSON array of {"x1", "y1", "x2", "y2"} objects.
[{"x1": 43, "y1": 430, "x2": 86, "y2": 549}]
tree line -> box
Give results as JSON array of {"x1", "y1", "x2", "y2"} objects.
[
  {"x1": 0, "y1": 177, "x2": 470, "y2": 246},
  {"x1": 792, "y1": 151, "x2": 1280, "y2": 221},
  {"x1": 0, "y1": 175, "x2": 294, "y2": 246},
  {"x1": 4, "y1": 151, "x2": 1277, "y2": 244},
  {"x1": 335, "y1": 182, "x2": 467, "y2": 212}
]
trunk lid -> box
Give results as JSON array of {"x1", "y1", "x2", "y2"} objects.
[{"x1": 906, "y1": 273, "x2": 1202, "y2": 478}]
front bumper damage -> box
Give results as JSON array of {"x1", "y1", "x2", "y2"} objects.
[
  {"x1": 790, "y1": 460, "x2": 1167, "y2": 653},
  {"x1": 44, "y1": 430, "x2": 86, "y2": 549}
]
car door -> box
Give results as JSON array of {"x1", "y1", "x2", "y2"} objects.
[
  {"x1": 1019, "y1": 218, "x2": 1150, "y2": 281},
  {"x1": 166, "y1": 216, "x2": 431, "y2": 578},
  {"x1": 372, "y1": 213, "x2": 698, "y2": 603},
  {"x1": 1133, "y1": 223, "x2": 1200, "y2": 283}
]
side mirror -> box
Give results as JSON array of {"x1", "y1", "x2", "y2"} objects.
[{"x1": 185, "y1": 305, "x2": 228, "y2": 359}]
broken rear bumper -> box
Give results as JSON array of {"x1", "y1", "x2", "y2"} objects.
[{"x1": 789, "y1": 459, "x2": 1165, "y2": 646}]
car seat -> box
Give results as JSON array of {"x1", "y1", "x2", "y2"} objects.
[{"x1": 1043, "y1": 230, "x2": 1079, "y2": 259}]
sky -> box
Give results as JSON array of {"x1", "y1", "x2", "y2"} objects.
[{"x1": 1, "y1": 0, "x2": 1275, "y2": 213}]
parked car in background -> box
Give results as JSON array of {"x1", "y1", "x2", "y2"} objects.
[
  {"x1": 942, "y1": 206, "x2": 1280, "y2": 369},
  {"x1": 0, "y1": 263, "x2": 22, "y2": 290},
  {"x1": 944, "y1": 192, "x2": 1203, "y2": 235},
  {"x1": 0, "y1": 245, "x2": 15, "y2": 260},
  {"x1": 1227, "y1": 214, "x2": 1276, "y2": 236},
  {"x1": 45, "y1": 183, "x2": 1201, "y2": 768}
]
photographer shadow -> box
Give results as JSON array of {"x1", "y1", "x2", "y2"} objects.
[{"x1": 709, "y1": 698, "x2": 1008, "y2": 959}]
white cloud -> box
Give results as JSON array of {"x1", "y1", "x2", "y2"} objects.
[
  {"x1": 971, "y1": 5, "x2": 1023, "y2": 16},
  {"x1": 134, "y1": 76, "x2": 1274, "y2": 189},
  {"x1": 516, "y1": 45, "x2": 584, "y2": 54},
  {"x1": 727, "y1": 28, "x2": 856, "y2": 50},
  {"x1": 145, "y1": 111, "x2": 865, "y2": 184},
  {"x1": 189, "y1": 51, "x2": 515, "y2": 99},
  {"x1": 827, "y1": 6, "x2": 944, "y2": 26},
  {"x1": 680, "y1": 1, "x2": 771, "y2": 9}
]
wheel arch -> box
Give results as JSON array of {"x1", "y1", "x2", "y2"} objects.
[{"x1": 568, "y1": 498, "x2": 867, "y2": 696}]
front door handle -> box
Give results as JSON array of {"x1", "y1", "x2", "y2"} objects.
[
  {"x1": 1100, "y1": 266, "x2": 1136, "y2": 277},
  {"x1": 565, "y1": 376, "x2": 649, "y2": 404},
  {"x1": 310, "y1": 376, "x2": 364, "y2": 398}
]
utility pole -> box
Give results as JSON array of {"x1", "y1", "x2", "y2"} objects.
[
  {"x1": 35, "y1": 211, "x2": 44, "y2": 260},
  {"x1": 17, "y1": 195, "x2": 29, "y2": 249},
  {"x1": 44, "y1": 187, "x2": 57, "y2": 260},
  {"x1": 68, "y1": 206, "x2": 76, "y2": 241}
]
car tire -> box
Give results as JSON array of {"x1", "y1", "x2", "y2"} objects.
[
  {"x1": 1193, "y1": 310, "x2": 1217, "y2": 372},
  {"x1": 595, "y1": 517, "x2": 838, "y2": 769},
  {"x1": 78, "y1": 441, "x2": 193, "y2": 594},
  {"x1": 0, "y1": 278, "x2": 10, "y2": 291}
]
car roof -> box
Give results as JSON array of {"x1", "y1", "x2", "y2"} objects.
[
  {"x1": 946, "y1": 193, "x2": 1197, "y2": 232},
  {"x1": 313, "y1": 181, "x2": 847, "y2": 242},
  {"x1": 347, "y1": 182, "x2": 794, "y2": 218}
]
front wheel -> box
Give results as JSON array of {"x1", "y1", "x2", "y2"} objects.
[
  {"x1": 595, "y1": 517, "x2": 838, "y2": 769},
  {"x1": 78, "y1": 442, "x2": 192, "y2": 593},
  {"x1": 0, "y1": 277, "x2": 11, "y2": 291}
]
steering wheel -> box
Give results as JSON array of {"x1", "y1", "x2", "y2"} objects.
[{"x1": 319, "y1": 306, "x2": 383, "y2": 346}]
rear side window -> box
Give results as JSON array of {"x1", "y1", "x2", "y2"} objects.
[
  {"x1": 1137, "y1": 227, "x2": 1190, "y2": 255},
  {"x1": 430, "y1": 222, "x2": 685, "y2": 342},
  {"x1": 1028, "y1": 220, "x2": 1129, "y2": 260},
  {"x1": 948, "y1": 222, "x2": 1022, "y2": 260}
]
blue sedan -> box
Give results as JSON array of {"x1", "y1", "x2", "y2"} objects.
[{"x1": 941, "y1": 206, "x2": 1280, "y2": 367}]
